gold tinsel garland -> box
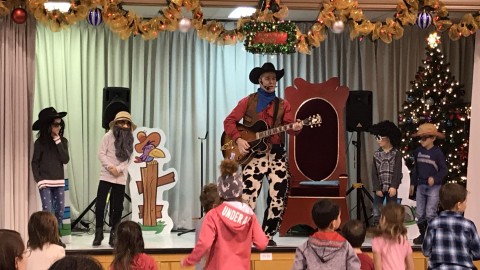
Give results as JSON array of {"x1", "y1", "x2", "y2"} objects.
[{"x1": 0, "y1": 0, "x2": 479, "y2": 54}]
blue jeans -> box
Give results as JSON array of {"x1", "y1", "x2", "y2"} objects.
[
  {"x1": 39, "y1": 186, "x2": 65, "y2": 228},
  {"x1": 373, "y1": 191, "x2": 398, "y2": 224},
  {"x1": 415, "y1": 184, "x2": 441, "y2": 224}
]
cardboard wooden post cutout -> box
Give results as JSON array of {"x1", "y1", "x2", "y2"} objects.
[{"x1": 128, "y1": 128, "x2": 177, "y2": 234}]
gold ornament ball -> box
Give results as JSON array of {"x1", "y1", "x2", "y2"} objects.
[{"x1": 11, "y1": 8, "x2": 27, "y2": 24}]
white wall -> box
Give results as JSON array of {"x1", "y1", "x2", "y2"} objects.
[{"x1": 465, "y1": 33, "x2": 480, "y2": 226}]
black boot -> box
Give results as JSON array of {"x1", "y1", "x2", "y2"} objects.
[
  {"x1": 413, "y1": 221, "x2": 427, "y2": 245},
  {"x1": 92, "y1": 229, "x2": 104, "y2": 246},
  {"x1": 109, "y1": 231, "x2": 116, "y2": 247}
]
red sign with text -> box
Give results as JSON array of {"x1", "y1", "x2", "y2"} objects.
[{"x1": 253, "y1": 32, "x2": 288, "y2": 44}]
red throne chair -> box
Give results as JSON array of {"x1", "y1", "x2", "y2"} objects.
[{"x1": 279, "y1": 77, "x2": 350, "y2": 236}]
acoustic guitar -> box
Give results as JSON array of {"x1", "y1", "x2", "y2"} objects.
[{"x1": 221, "y1": 114, "x2": 322, "y2": 165}]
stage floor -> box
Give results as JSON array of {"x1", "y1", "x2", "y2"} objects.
[
  {"x1": 64, "y1": 230, "x2": 419, "y2": 255},
  {"x1": 67, "y1": 231, "x2": 309, "y2": 254}
]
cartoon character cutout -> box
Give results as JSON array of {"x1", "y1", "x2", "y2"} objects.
[{"x1": 128, "y1": 128, "x2": 177, "y2": 234}]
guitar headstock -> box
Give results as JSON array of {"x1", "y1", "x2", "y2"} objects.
[{"x1": 302, "y1": 114, "x2": 322, "y2": 128}]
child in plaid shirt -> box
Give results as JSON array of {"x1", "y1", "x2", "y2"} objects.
[
  {"x1": 422, "y1": 183, "x2": 480, "y2": 269},
  {"x1": 369, "y1": 120, "x2": 403, "y2": 226}
]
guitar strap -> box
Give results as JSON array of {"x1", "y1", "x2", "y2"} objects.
[
  {"x1": 272, "y1": 97, "x2": 286, "y2": 147},
  {"x1": 272, "y1": 97, "x2": 280, "y2": 128}
]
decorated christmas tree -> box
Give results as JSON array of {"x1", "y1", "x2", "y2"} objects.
[{"x1": 398, "y1": 32, "x2": 471, "y2": 184}]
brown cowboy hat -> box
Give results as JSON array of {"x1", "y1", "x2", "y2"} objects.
[
  {"x1": 135, "y1": 131, "x2": 161, "y2": 153},
  {"x1": 411, "y1": 123, "x2": 445, "y2": 139},
  {"x1": 249, "y1": 62, "x2": 284, "y2": 84},
  {"x1": 109, "y1": 111, "x2": 137, "y2": 131},
  {"x1": 32, "y1": 107, "x2": 67, "y2": 130}
]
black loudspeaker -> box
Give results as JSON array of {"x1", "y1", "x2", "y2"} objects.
[
  {"x1": 346, "y1": 91, "x2": 373, "y2": 132},
  {"x1": 102, "y1": 87, "x2": 131, "y2": 129}
]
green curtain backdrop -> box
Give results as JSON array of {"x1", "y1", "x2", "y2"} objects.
[{"x1": 34, "y1": 21, "x2": 475, "y2": 229}]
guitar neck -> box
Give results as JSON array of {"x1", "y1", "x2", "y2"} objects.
[{"x1": 256, "y1": 121, "x2": 302, "y2": 140}]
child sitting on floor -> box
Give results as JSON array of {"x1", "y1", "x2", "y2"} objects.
[
  {"x1": 292, "y1": 199, "x2": 360, "y2": 269},
  {"x1": 342, "y1": 219, "x2": 374, "y2": 270},
  {"x1": 372, "y1": 202, "x2": 414, "y2": 270},
  {"x1": 111, "y1": 220, "x2": 157, "y2": 270},
  {"x1": 195, "y1": 183, "x2": 219, "y2": 270},
  {"x1": 26, "y1": 211, "x2": 65, "y2": 270}
]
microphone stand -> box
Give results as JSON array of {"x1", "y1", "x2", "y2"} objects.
[{"x1": 178, "y1": 131, "x2": 208, "y2": 236}]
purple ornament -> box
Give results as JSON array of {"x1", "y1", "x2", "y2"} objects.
[
  {"x1": 416, "y1": 11, "x2": 432, "y2": 29},
  {"x1": 87, "y1": 8, "x2": 103, "y2": 26}
]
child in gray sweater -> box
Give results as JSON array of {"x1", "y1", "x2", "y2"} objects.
[{"x1": 291, "y1": 199, "x2": 360, "y2": 270}]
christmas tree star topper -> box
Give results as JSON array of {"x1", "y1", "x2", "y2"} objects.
[{"x1": 427, "y1": 32, "x2": 441, "y2": 48}]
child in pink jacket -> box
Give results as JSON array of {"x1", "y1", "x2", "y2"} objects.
[{"x1": 181, "y1": 159, "x2": 268, "y2": 270}]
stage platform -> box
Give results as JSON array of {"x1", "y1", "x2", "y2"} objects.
[{"x1": 65, "y1": 231, "x2": 437, "y2": 270}]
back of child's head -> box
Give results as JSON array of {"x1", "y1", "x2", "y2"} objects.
[
  {"x1": 312, "y1": 199, "x2": 340, "y2": 230},
  {"x1": 0, "y1": 229, "x2": 25, "y2": 270},
  {"x1": 440, "y1": 183, "x2": 467, "y2": 210},
  {"x1": 373, "y1": 202, "x2": 407, "y2": 242},
  {"x1": 341, "y1": 219, "x2": 366, "y2": 248},
  {"x1": 28, "y1": 211, "x2": 59, "y2": 250},
  {"x1": 48, "y1": 255, "x2": 102, "y2": 270},
  {"x1": 112, "y1": 220, "x2": 144, "y2": 270},
  {"x1": 217, "y1": 159, "x2": 243, "y2": 201},
  {"x1": 200, "y1": 183, "x2": 219, "y2": 213}
]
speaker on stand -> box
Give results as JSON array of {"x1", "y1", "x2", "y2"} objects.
[
  {"x1": 72, "y1": 87, "x2": 132, "y2": 231},
  {"x1": 102, "y1": 87, "x2": 131, "y2": 130},
  {"x1": 345, "y1": 90, "x2": 374, "y2": 226}
]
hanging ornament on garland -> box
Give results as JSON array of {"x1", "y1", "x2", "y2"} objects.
[
  {"x1": 178, "y1": 18, "x2": 192, "y2": 33},
  {"x1": 331, "y1": 20, "x2": 345, "y2": 34},
  {"x1": 416, "y1": 10, "x2": 432, "y2": 29},
  {"x1": 87, "y1": 8, "x2": 103, "y2": 26},
  {"x1": 11, "y1": 7, "x2": 27, "y2": 24}
]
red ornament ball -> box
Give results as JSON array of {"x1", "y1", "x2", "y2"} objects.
[{"x1": 12, "y1": 8, "x2": 27, "y2": 24}]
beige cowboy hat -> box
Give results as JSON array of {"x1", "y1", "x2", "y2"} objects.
[
  {"x1": 109, "y1": 111, "x2": 137, "y2": 131},
  {"x1": 411, "y1": 123, "x2": 445, "y2": 139}
]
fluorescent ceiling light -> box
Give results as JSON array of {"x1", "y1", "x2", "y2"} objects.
[
  {"x1": 228, "y1": 7, "x2": 256, "y2": 19},
  {"x1": 43, "y1": 2, "x2": 71, "y2": 12}
]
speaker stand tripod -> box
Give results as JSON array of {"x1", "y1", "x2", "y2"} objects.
[
  {"x1": 72, "y1": 193, "x2": 132, "y2": 230},
  {"x1": 178, "y1": 132, "x2": 208, "y2": 236},
  {"x1": 347, "y1": 131, "x2": 374, "y2": 227}
]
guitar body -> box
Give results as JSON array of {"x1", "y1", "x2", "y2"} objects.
[
  {"x1": 221, "y1": 120, "x2": 270, "y2": 165},
  {"x1": 220, "y1": 114, "x2": 322, "y2": 165}
]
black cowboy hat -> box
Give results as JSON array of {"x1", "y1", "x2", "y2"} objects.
[
  {"x1": 32, "y1": 107, "x2": 67, "y2": 130},
  {"x1": 248, "y1": 62, "x2": 284, "y2": 84}
]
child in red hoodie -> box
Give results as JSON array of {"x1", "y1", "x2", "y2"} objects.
[{"x1": 181, "y1": 159, "x2": 269, "y2": 270}]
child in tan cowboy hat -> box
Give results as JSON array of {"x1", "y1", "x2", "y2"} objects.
[
  {"x1": 409, "y1": 123, "x2": 447, "y2": 245},
  {"x1": 93, "y1": 111, "x2": 136, "y2": 247}
]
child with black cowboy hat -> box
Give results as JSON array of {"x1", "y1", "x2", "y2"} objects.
[
  {"x1": 369, "y1": 120, "x2": 403, "y2": 226},
  {"x1": 181, "y1": 159, "x2": 268, "y2": 270},
  {"x1": 409, "y1": 123, "x2": 447, "y2": 245},
  {"x1": 223, "y1": 62, "x2": 303, "y2": 246},
  {"x1": 31, "y1": 107, "x2": 69, "y2": 247}
]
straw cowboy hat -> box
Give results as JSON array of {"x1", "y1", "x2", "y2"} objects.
[
  {"x1": 249, "y1": 62, "x2": 284, "y2": 84},
  {"x1": 109, "y1": 111, "x2": 137, "y2": 130},
  {"x1": 32, "y1": 107, "x2": 67, "y2": 130},
  {"x1": 411, "y1": 123, "x2": 445, "y2": 139},
  {"x1": 135, "y1": 131, "x2": 161, "y2": 153}
]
